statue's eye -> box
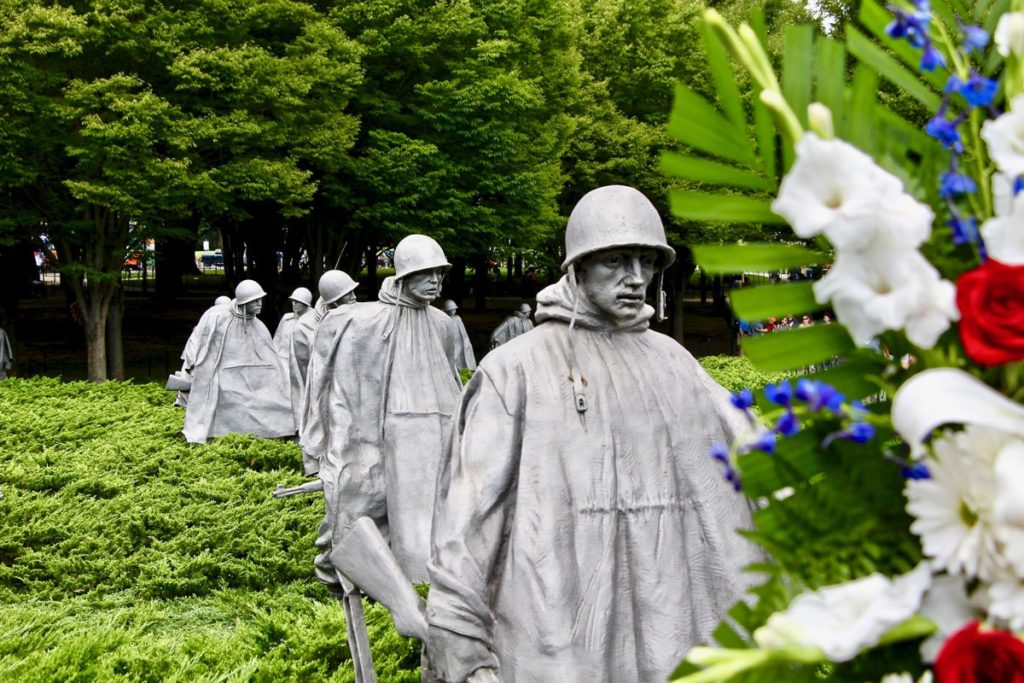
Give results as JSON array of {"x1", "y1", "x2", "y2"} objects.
[{"x1": 604, "y1": 255, "x2": 622, "y2": 266}]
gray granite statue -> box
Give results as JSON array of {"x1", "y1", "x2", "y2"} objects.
[
  {"x1": 442, "y1": 299, "x2": 476, "y2": 372},
  {"x1": 300, "y1": 235, "x2": 461, "y2": 679},
  {"x1": 272, "y1": 286, "x2": 313, "y2": 426},
  {"x1": 426, "y1": 186, "x2": 762, "y2": 683},
  {"x1": 0, "y1": 327, "x2": 12, "y2": 379},
  {"x1": 170, "y1": 296, "x2": 232, "y2": 407},
  {"x1": 292, "y1": 270, "x2": 358, "y2": 476},
  {"x1": 181, "y1": 280, "x2": 295, "y2": 443},
  {"x1": 488, "y1": 303, "x2": 534, "y2": 349}
]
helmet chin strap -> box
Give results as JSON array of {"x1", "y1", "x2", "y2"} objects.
[{"x1": 567, "y1": 264, "x2": 587, "y2": 416}]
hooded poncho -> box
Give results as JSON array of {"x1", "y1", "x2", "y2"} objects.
[
  {"x1": 301, "y1": 276, "x2": 462, "y2": 584},
  {"x1": 449, "y1": 314, "x2": 477, "y2": 371},
  {"x1": 0, "y1": 328, "x2": 11, "y2": 379},
  {"x1": 489, "y1": 312, "x2": 534, "y2": 348},
  {"x1": 292, "y1": 299, "x2": 329, "y2": 474},
  {"x1": 182, "y1": 305, "x2": 295, "y2": 443},
  {"x1": 427, "y1": 276, "x2": 762, "y2": 683},
  {"x1": 272, "y1": 308, "x2": 310, "y2": 429}
]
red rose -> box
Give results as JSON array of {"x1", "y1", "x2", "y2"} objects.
[
  {"x1": 956, "y1": 259, "x2": 1024, "y2": 366},
  {"x1": 934, "y1": 620, "x2": 1024, "y2": 683}
]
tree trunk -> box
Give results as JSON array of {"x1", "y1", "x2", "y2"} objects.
[
  {"x1": 669, "y1": 247, "x2": 695, "y2": 345},
  {"x1": 514, "y1": 253, "x2": 523, "y2": 279},
  {"x1": 699, "y1": 270, "x2": 708, "y2": 305},
  {"x1": 155, "y1": 230, "x2": 199, "y2": 301},
  {"x1": 364, "y1": 243, "x2": 378, "y2": 296},
  {"x1": 106, "y1": 283, "x2": 125, "y2": 380},
  {"x1": 445, "y1": 256, "x2": 467, "y2": 304}
]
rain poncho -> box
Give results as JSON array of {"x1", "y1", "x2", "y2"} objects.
[
  {"x1": 301, "y1": 276, "x2": 462, "y2": 584},
  {"x1": 175, "y1": 301, "x2": 231, "y2": 408},
  {"x1": 292, "y1": 298, "x2": 329, "y2": 475},
  {"x1": 182, "y1": 304, "x2": 296, "y2": 443},
  {"x1": 449, "y1": 314, "x2": 476, "y2": 371},
  {"x1": 489, "y1": 312, "x2": 534, "y2": 348},
  {"x1": 272, "y1": 308, "x2": 310, "y2": 428},
  {"x1": 427, "y1": 276, "x2": 762, "y2": 683},
  {"x1": 0, "y1": 328, "x2": 11, "y2": 379}
]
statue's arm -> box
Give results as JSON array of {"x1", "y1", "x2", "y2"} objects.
[{"x1": 428, "y1": 368, "x2": 522, "y2": 681}]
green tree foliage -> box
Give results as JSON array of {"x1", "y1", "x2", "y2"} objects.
[{"x1": 0, "y1": 378, "x2": 420, "y2": 681}]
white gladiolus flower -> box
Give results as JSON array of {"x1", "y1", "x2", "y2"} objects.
[
  {"x1": 880, "y1": 674, "x2": 933, "y2": 683},
  {"x1": 982, "y1": 191, "x2": 1024, "y2": 264},
  {"x1": 772, "y1": 134, "x2": 932, "y2": 251},
  {"x1": 996, "y1": 12, "x2": 1024, "y2": 57},
  {"x1": 752, "y1": 563, "x2": 932, "y2": 662},
  {"x1": 905, "y1": 426, "x2": 1008, "y2": 580},
  {"x1": 813, "y1": 247, "x2": 957, "y2": 348},
  {"x1": 982, "y1": 95, "x2": 1024, "y2": 179}
]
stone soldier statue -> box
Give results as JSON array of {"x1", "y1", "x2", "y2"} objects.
[
  {"x1": 442, "y1": 299, "x2": 476, "y2": 372},
  {"x1": 172, "y1": 295, "x2": 232, "y2": 408},
  {"x1": 291, "y1": 270, "x2": 358, "y2": 475},
  {"x1": 0, "y1": 327, "x2": 12, "y2": 379},
  {"x1": 274, "y1": 286, "x2": 313, "y2": 359},
  {"x1": 300, "y1": 236, "x2": 461, "y2": 680},
  {"x1": 181, "y1": 280, "x2": 295, "y2": 443},
  {"x1": 427, "y1": 186, "x2": 762, "y2": 683},
  {"x1": 488, "y1": 303, "x2": 534, "y2": 349}
]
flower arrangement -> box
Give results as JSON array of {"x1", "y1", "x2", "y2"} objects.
[{"x1": 664, "y1": 0, "x2": 1024, "y2": 681}]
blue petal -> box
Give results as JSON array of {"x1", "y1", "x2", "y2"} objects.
[
  {"x1": 920, "y1": 44, "x2": 945, "y2": 71},
  {"x1": 962, "y1": 25, "x2": 989, "y2": 53}
]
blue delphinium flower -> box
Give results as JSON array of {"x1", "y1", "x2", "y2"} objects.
[
  {"x1": 920, "y1": 44, "x2": 945, "y2": 71},
  {"x1": 958, "y1": 72, "x2": 998, "y2": 107},
  {"x1": 948, "y1": 215, "x2": 980, "y2": 245},
  {"x1": 730, "y1": 388, "x2": 754, "y2": 410},
  {"x1": 710, "y1": 442, "x2": 730, "y2": 463},
  {"x1": 750, "y1": 432, "x2": 777, "y2": 455},
  {"x1": 794, "y1": 378, "x2": 845, "y2": 413},
  {"x1": 925, "y1": 114, "x2": 964, "y2": 152},
  {"x1": 775, "y1": 411, "x2": 800, "y2": 437},
  {"x1": 961, "y1": 24, "x2": 989, "y2": 53},
  {"x1": 846, "y1": 422, "x2": 876, "y2": 443},
  {"x1": 764, "y1": 380, "x2": 793, "y2": 407},
  {"x1": 901, "y1": 461, "x2": 931, "y2": 480},
  {"x1": 886, "y1": 1, "x2": 932, "y2": 49},
  {"x1": 939, "y1": 171, "x2": 978, "y2": 198}
]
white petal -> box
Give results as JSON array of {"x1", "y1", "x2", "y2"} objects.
[
  {"x1": 995, "y1": 13, "x2": 1024, "y2": 58},
  {"x1": 918, "y1": 574, "x2": 978, "y2": 662},
  {"x1": 995, "y1": 441, "x2": 1024, "y2": 576},
  {"x1": 981, "y1": 192, "x2": 1024, "y2": 265},
  {"x1": 982, "y1": 96, "x2": 1024, "y2": 179},
  {"x1": 892, "y1": 369, "x2": 1024, "y2": 458}
]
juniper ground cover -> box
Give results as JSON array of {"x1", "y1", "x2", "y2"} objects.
[{"x1": 0, "y1": 357, "x2": 775, "y2": 681}]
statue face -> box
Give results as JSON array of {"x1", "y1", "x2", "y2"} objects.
[
  {"x1": 292, "y1": 301, "x2": 310, "y2": 315},
  {"x1": 577, "y1": 247, "x2": 658, "y2": 322},
  {"x1": 341, "y1": 291, "x2": 357, "y2": 305},
  {"x1": 244, "y1": 298, "x2": 263, "y2": 316},
  {"x1": 403, "y1": 268, "x2": 445, "y2": 303}
]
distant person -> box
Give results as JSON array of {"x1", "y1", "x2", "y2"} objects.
[
  {"x1": 489, "y1": 303, "x2": 534, "y2": 349},
  {"x1": 442, "y1": 299, "x2": 476, "y2": 372},
  {"x1": 0, "y1": 327, "x2": 12, "y2": 379},
  {"x1": 181, "y1": 280, "x2": 295, "y2": 443},
  {"x1": 799, "y1": 314, "x2": 814, "y2": 328}
]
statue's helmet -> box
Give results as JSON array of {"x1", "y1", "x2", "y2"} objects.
[
  {"x1": 234, "y1": 279, "x2": 267, "y2": 305},
  {"x1": 288, "y1": 287, "x2": 313, "y2": 307},
  {"x1": 394, "y1": 234, "x2": 451, "y2": 280},
  {"x1": 319, "y1": 270, "x2": 358, "y2": 304},
  {"x1": 561, "y1": 185, "x2": 676, "y2": 271},
  {"x1": 442, "y1": 299, "x2": 458, "y2": 314},
  {"x1": 214, "y1": 295, "x2": 231, "y2": 306},
  {"x1": 518, "y1": 303, "x2": 532, "y2": 315}
]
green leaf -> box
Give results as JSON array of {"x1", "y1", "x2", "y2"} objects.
[
  {"x1": 814, "y1": 38, "x2": 845, "y2": 127},
  {"x1": 741, "y1": 325, "x2": 855, "y2": 372},
  {"x1": 670, "y1": 191, "x2": 785, "y2": 224},
  {"x1": 700, "y1": 18, "x2": 745, "y2": 130},
  {"x1": 805, "y1": 355, "x2": 888, "y2": 401},
  {"x1": 668, "y1": 84, "x2": 757, "y2": 167},
  {"x1": 782, "y1": 26, "x2": 814, "y2": 131},
  {"x1": 753, "y1": 96, "x2": 777, "y2": 182},
  {"x1": 846, "y1": 64, "x2": 879, "y2": 151},
  {"x1": 660, "y1": 153, "x2": 774, "y2": 190},
  {"x1": 846, "y1": 26, "x2": 941, "y2": 111},
  {"x1": 693, "y1": 243, "x2": 825, "y2": 275},
  {"x1": 729, "y1": 282, "x2": 826, "y2": 320}
]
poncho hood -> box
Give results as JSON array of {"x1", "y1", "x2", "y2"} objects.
[{"x1": 536, "y1": 275, "x2": 653, "y2": 333}]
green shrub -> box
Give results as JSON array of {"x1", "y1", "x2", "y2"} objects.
[
  {"x1": 0, "y1": 378, "x2": 419, "y2": 681},
  {"x1": 698, "y1": 355, "x2": 793, "y2": 394}
]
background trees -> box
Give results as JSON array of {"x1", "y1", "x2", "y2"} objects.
[{"x1": 0, "y1": 0, "x2": 809, "y2": 379}]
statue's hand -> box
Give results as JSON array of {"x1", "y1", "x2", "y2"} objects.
[{"x1": 467, "y1": 667, "x2": 500, "y2": 683}]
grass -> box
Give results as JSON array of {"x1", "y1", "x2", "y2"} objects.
[{"x1": 0, "y1": 357, "x2": 771, "y2": 681}]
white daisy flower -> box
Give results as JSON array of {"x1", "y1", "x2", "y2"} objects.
[{"x1": 905, "y1": 426, "x2": 1007, "y2": 580}]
